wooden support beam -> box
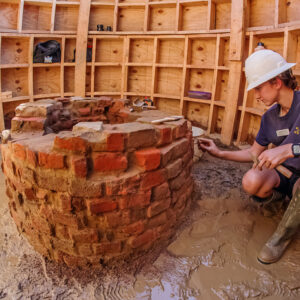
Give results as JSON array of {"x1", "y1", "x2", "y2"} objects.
[
  {"x1": 75, "y1": 0, "x2": 91, "y2": 97},
  {"x1": 221, "y1": 0, "x2": 246, "y2": 145}
]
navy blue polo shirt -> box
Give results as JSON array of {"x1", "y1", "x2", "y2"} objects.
[{"x1": 256, "y1": 91, "x2": 300, "y2": 171}]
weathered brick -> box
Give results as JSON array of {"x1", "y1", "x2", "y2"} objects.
[
  {"x1": 152, "y1": 182, "x2": 170, "y2": 201},
  {"x1": 26, "y1": 148, "x2": 37, "y2": 167},
  {"x1": 71, "y1": 197, "x2": 85, "y2": 211},
  {"x1": 87, "y1": 198, "x2": 117, "y2": 215},
  {"x1": 148, "y1": 212, "x2": 168, "y2": 228},
  {"x1": 135, "y1": 148, "x2": 161, "y2": 171},
  {"x1": 58, "y1": 193, "x2": 72, "y2": 212},
  {"x1": 92, "y1": 152, "x2": 127, "y2": 172},
  {"x1": 118, "y1": 191, "x2": 151, "y2": 209},
  {"x1": 69, "y1": 178, "x2": 103, "y2": 197},
  {"x1": 128, "y1": 229, "x2": 156, "y2": 248},
  {"x1": 71, "y1": 156, "x2": 87, "y2": 177},
  {"x1": 169, "y1": 119, "x2": 188, "y2": 139},
  {"x1": 24, "y1": 188, "x2": 35, "y2": 201},
  {"x1": 78, "y1": 244, "x2": 93, "y2": 256},
  {"x1": 166, "y1": 158, "x2": 182, "y2": 179},
  {"x1": 182, "y1": 147, "x2": 193, "y2": 167},
  {"x1": 54, "y1": 134, "x2": 87, "y2": 153},
  {"x1": 70, "y1": 228, "x2": 99, "y2": 243},
  {"x1": 107, "y1": 132, "x2": 124, "y2": 152},
  {"x1": 38, "y1": 152, "x2": 65, "y2": 169},
  {"x1": 52, "y1": 210, "x2": 80, "y2": 228},
  {"x1": 140, "y1": 169, "x2": 165, "y2": 190},
  {"x1": 122, "y1": 220, "x2": 145, "y2": 235},
  {"x1": 169, "y1": 170, "x2": 186, "y2": 191},
  {"x1": 12, "y1": 143, "x2": 26, "y2": 160},
  {"x1": 93, "y1": 241, "x2": 122, "y2": 255},
  {"x1": 63, "y1": 254, "x2": 88, "y2": 267},
  {"x1": 36, "y1": 169, "x2": 69, "y2": 192},
  {"x1": 147, "y1": 198, "x2": 171, "y2": 218},
  {"x1": 55, "y1": 224, "x2": 70, "y2": 240},
  {"x1": 31, "y1": 216, "x2": 51, "y2": 235},
  {"x1": 78, "y1": 107, "x2": 91, "y2": 116},
  {"x1": 155, "y1": 124, "x2": 173, "y2": 146},
  {"x1": 105, "y1": 210, "x2": 131, "y2": 227},
  {"x1": 11, "y1": 116, "x2": 45, "y2": 132}
]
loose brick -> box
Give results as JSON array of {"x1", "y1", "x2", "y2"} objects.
[
  {"x1": 92, "y1": 152, "x2": 127, "y2": 172},
  {"x1": 71, "y1": 156, "x2": 87, "y2": 177},
  {"x1": 93, "y1": 241, "x2": 122, "y2": 255},
  {"x1": 140, "y1": 169, "x2": 165, "y2": 191},
  {"x1": 147, "y1": 198, "x2": 171, "y2": 218},
  {"x1": 128, "y1": 229, "x2": 156, "y2": 248},
  {"x1": 87, "y1": 198, "x2": 117, "y2": 215},
  {"x1": 135, "y1": 148, "x2": 161, "y2": 171},
  {"x1": 38, "y1": 152, "x2": 65, "y2": 169}
]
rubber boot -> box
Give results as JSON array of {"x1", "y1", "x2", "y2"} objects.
[{"x1": 257, "y1": 187, "x2": 300, "y2": 264}]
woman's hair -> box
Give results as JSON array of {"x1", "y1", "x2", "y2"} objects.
[{"x1": 269, "y1": 69, "x2": 298, "y2": 90}]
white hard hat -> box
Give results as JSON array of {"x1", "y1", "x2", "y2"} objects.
[{"x1": 245, "y1": 49, "x2": 296, "y2": 91}]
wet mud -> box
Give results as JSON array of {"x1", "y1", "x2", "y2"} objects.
[{"x1": 1, "y1": 151, "x2": 300, "y2": 300}]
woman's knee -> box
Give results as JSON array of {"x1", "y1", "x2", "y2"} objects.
[{"x1": 242, "y1": 169, "x2": 262, "y2": 195}]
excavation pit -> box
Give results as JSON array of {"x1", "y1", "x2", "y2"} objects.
[{"x1": 1, "y1": 97, "x2": 194, "y2": 267}]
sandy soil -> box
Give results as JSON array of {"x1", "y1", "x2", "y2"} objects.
[{"x1": 1, "y1": 149, "x2": 300, "y2": 300}]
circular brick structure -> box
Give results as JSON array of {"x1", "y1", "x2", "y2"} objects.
[{"x1": 1, "y1": 97, "x2": 194, "y2": 267}]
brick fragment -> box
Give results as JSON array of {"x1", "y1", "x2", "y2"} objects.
[
  {"x1": 93, "y1": 152, "x2": 127, "y2": 172},
  {"x1": 87, "y1": 198, "x2": 117, "y2": 215},
  {"x1": 135, "y1": 148, "x2": 161, "y2": 171}
]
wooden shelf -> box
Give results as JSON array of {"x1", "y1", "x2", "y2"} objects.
[
  {"x1": 0, "y1": 64, "x2": 30, "y2": 69},
  {"x1": 183, "y1": 96, "x2": 211, "y2": 105}
]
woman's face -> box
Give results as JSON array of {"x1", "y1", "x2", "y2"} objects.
[{"x1": 254, "y1": 79, "x2": 280, "y2": 106}]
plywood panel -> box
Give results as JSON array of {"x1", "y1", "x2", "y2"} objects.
[
  {"x1": 218, "y1": 37, "x2": 230, "y2": 67},
  {"x1": 0, "y1": 3, "x2": 18, "y2": 31},
  {"x1": 33, "y1": 67, "x2": 60, "y2": 95},
  {"x1": 129, "y1": 39, "x2": 154, "y2": 63},
  {"x1": 156, "y1": 67, "x2": 182, "y2": 96},
  {"x1": 54, "y1": 5, "x2": 79, "y2": 31},
  {"x1": 249, "y1": 0, "x2": 275, "y2": 27},
  {"x1": 23, "y1": 4, "x2": 52, "y2": 31},
  {"x1": 65, "y1": 38, "x2": 76, "y2": 62},
  {"x1": 2, "y1": 68, "x2": 29, "y2": 97},
  {"x1": 118, "y1": 7, "x2": 145, "y2": 31},
  {"x1": 64, "y1": 66, "x2": 75, "y2": 93},
  {"x1": 215, "y1": 70, "x2": 229, "y2": 101},
  {"x1": 186, "y1": 102, "x2": 210, "y2": 129},
  {"x1": 128, "y1": 66, "x2": 152, "y2": 93},
  {"x1": 86, "y1": 66, "x2": 91, "y2": 93},
  {"x1": 95, "y1": 66, "x2": 122, "y2": 92},
  {"x1": 187, "y1": 69, "x2": 214, "y2": 94},
  {"x1": 96, "y1": 39, "x2": 123, "y2": 63},
  {"x1": 215, "y1": 2, "x2": 231, "y2": 29},
  {"x1": 89, "y1": 6, "x2": 114, "y2": 31},
  {"x1": 286, "y1": 0, "x2": 300, "y2": 23},
  {"x1": 157, "y1": 39, "x2": 184, "y2": 64},
  {"x1": 180, "y1": 3, "x2": 207, "y2": 31},
  {"x1": 149, "y1": 6, "x2": 176, "y2": 31},
  {"x1": 190, "y1": 38, "x2": 216, "y2": 66},
  {"x1": 246, "y1": 113, "x2": 261, "y2": 144},
  {"x1": 1, "y1": 37, "x2": 29, "y2": 64},
  {"x1": 256, "y1": 34, "x2": 284, "y2": 56},
  {"x1": 155, "y1": 98, "x2": 181, "y2": 115}
]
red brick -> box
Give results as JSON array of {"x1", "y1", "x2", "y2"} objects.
[
  {"x1": 155, "y1": 125, "x2": 172, "y2": 146},
  {"x1": 54, "y1": 135, "x2": 87, "y2": 153},
  {"x1": 38, "y1": 152, "x2": 65, "y2": 169},
  {"x1": 105, "y1": 211, "x2": 131, "y2": 227},
  {"x1": 106, "y1": 132, "x2": 124, "y2": 152},
  {"x1": 122, "y1": 220, "x2": 145, "y2": 235},
  {"x1": 70, "y1": 228, "x2": 99, "y2": 243},
  {"x1": 71, "y1": 156, "x2": 87, "y2": 177},
  {"x1": 26, "y1": 148, "x2": 37, "y2": 167},
  {"x1": 148, "y1": 212, "x2": 168, "y2": 228},
  {"x1": 92, "y1": 152, "x2": 127, "y2": 172},
  {"x1": 31, "y1": 216, "x2": 51, "y2": 235},
  {"x1": 87, "y1": 198, "x2": 117, "y2": 215},
  {"x1": 78, "y1": 107, "x2": 91, "y2": 116},
  {"x1": 93, "y1": 241, "x2": 122, "y2": 255},
  {"x1": 36, "y1": 188, "x2": 48, "y2": 200},
  {"x1": 147, "y1": 198, "x2": 171, "y2": 218},
  {"x1": 135, "y1": 148, "x2": 161, "y2": 171},
  {"x1": 78, "y1": 244, "x2": 93, "y2": 256},
  {"x1": 166, "y1": 158, "x2": 182, "y2": 179},
  {"x1": 52, "y1": 210, "x2": 80, "y2": 228},
  {"x1": 118, "y1": 191, "x2": 151, "y2": 209},
  {"x1": 170, "y1": 119, "x2": 188, "y2": 139},
  {"x1": 12, "y1": 143, "x2": 26, "y2": 160},
  {"x1": 55, "y1": 224, "x2": 70, "y2": 240},
  {"x1": 152, "y1": 182, "x2": 170, "y2": 201},
  {"x1": 129, "y1": 229, "x2": 156, "y2": 248},
  {"x1": 58, "y1": 193, "x2": 72, "y2": 212},
  {"x1": 140, "y1": 169, "x2": 165, "y2": 190},
  {"x1": 24, "y1": 188, "x2": 35, "y2": 201}
]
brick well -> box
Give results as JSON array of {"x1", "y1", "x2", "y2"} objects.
[{"x1": 1, "y1": 97, "x2": 194, "y2": 267}]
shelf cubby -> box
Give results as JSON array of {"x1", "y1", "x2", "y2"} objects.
[
  {"x1": 218, "y1": 36, "x2": 230, "y2": 67},
  {"x1": 210, "y1": 105, "x2": 224, "y2": 133},
  {"x1": 119, "y1": 0, "x2": 146, "y2": 3},
  {"x1": 188, "y1": 37, "x2": 216, "y2": 67},
  {"x1": 154, "y1": 97, "x2": 181, "y2": 115},
  {"x1": 214, "y1": 0, "x2": 231, "y2": 30},
  {"x1": 86, "y1": 66, "x2": 92, "y2": 93},
  {"x1": 95, "y1": 38, "x2": 124, "y2": 63},
  {"x1": 178, "y1": 2, "x2": 208, "y2": 32},
  {"x1": 22, "y1": 2, "x2": 52, "y2": 32},
  {"x1": 157, "y1": 38, "x2": 185, "y2": 64},
  {"x1": 1, "y1": 37, "x2": 30, "y2": 65},
  {"x1": 0, "y1": 2, "x2": 19, "y2": 32},
  {"x1": 149, "y1": 3, "x2": 176, "y2": 32},
  {"x1": 214, "y1": 70, "x2": 228, "y2": 102},
  {"x1": 65, "y1": 38, "x2": 76, "y2": 62},
  {"x1": 251, "y1": 32, "x2": 284, "y2": 56},
  {"x1": 247, "y1": 0, "x2": 275, "y2": 28},
  {"x1": 1, "y1": 67, "x2": 29, "y2": 97},
  {"x1": 117, "y1": 6, "x2": 145, "y2": 32},
  {"x1": 94, "y1": 66, "x2": 122, "y2": 92},
  {"x1": 185, "y1": 68, "x2": 214, "y2": 95},
  {"x1": 33, "y1": 66, "x2": 60, "y2": 95},
  {"x1": 129, "y1": 38, "x2": 154, "y2": 63},
  {"x1": 54, "y1": 3, "x2": 79, "y2": 32},
  {"x1": 64, "y1": 66, "x2": 75, "y2": 93},
  {"x1": 127, "y1": 66, "x2": 152, "y2": 94},
  {"x1": 186, "y1": 101, "x2": 210, "y2": 129},
  {"x1": 278, "y1": 0, "x2": 300, "y2": 25},
  {"x1": 156, "y1": 67, "x2": 182, "y2": 96},
  {"x1": 89, "y1": 5, "x2": 114, "y2": 32}
]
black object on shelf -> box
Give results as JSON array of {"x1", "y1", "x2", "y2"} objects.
[
  {"x1": 106, "y1": 26, "x2": 112, "y2": 31},
  {"x1": 188, "y1": 91, "x2": 212, "y2": 100},
  {"x1": 97, "y1": 24, "x2": 104, "y2": 31},
  {"x1": 33, "y1": 40, "x2": 61, "y2": 63},
  {"x1": 72, "y1": 45, "x2": 93, "y2": 62}
]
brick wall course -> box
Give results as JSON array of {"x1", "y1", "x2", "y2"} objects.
[{"x1": 2, "y1": 97, "x2": 194, "y2": 267}]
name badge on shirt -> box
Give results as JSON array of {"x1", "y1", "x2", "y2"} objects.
[{"x1": 276, "y1": 128, "x2": 290, "y2": 137}]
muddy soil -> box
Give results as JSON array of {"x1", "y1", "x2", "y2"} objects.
[{"x1": 1, "y1": 150, "x2": 300, "y2": 300}]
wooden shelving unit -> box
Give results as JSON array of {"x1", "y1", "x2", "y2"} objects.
[{"x1": 1, "y1": 0, "x2": 300, "y2": 145}]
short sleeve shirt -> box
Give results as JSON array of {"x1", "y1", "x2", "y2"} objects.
[{"x1": 256, "y1": 91, "x2": 300, "y2": 171}]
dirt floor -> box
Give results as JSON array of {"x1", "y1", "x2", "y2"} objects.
[{"x1": 1, "y1": 146, "x2": 300, "y2": 300}]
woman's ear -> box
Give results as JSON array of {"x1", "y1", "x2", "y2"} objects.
[{"x1": 273, "y1": 77, "x2": 283, "y2": 89}]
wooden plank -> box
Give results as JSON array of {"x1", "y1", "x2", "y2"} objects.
[
  {"x1": 74, "y1": 0, "x2": 91, "y2": 97},
  {"x1": 91, "y1": 36, "x2": 96, "y2": 97},
  {"x1": 179, "y1": 35, "x2": 188, "y2": 116},
  {"x1": 60, "y1": 35, "x2": 65, "y2": 96},
  {"x1": 207, "y1": 0, "x2": 215, "y2": 30},
  {"x1": 0, "y1": 36, "x2": 4, "y2": 131},
  {"x1": 51, "y1": 0, "x2": 56, "y2": 32},
  {"x1": 229, "y1": 0, "x2": 246, "y2": 60},
  {"x1": 121, "y1": 36, "x2": 129, "y2": 97},
  {"x1": 28, "y1": 36, "x2": 34, "y2": 102},
  {"x1": 150, "y1": 37, "x2": 158, "y2": 101},
  {"x1": 275, "y1": 0, "x2": 287, "y2": 27},
  {"x1": 18, "y1": 0, "x2": 24, "y2": 32}
]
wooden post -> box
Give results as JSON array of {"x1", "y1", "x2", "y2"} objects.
[
  {"x1": 221, "y1": 0, "x2": 246, "y2": 145},
  {"x1": 75, "y1": 0, "x2": 91, "y2": 97}
]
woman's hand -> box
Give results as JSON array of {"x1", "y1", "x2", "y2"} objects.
[
  {"x1": 197, "y1": 138, "x2": 221, "y2": 157},
  {"x1": 257, "y1": 143, "x2": 293, "y2": 170}
]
